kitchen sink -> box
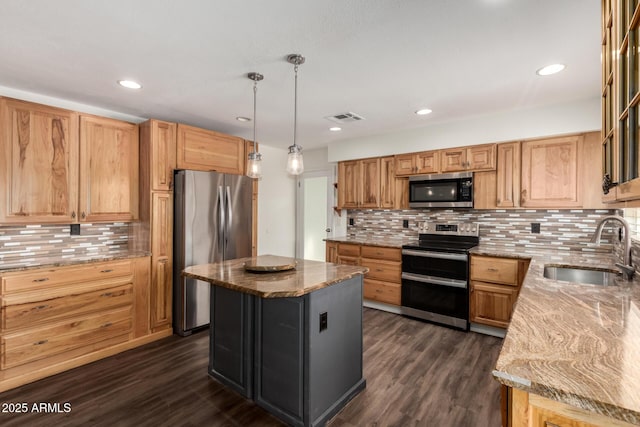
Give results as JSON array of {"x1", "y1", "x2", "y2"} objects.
[{"x1": 543, "y1": 265, "x2": 620, "y2": 286}]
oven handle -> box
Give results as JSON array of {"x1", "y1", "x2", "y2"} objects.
[
  {"x1": 402, "y1": 272, "x2": 468, "y2": 289},
  {"x1": 402, "y1": 249, "x2": 468, "y2": 262}
]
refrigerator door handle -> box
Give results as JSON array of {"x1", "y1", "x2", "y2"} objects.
[
  {"x1": 226, "y1": 185, "x2": 232, "y2": 242},
  {"x1": 217, "y1": 185, "x2": 225, "y2": 254}
]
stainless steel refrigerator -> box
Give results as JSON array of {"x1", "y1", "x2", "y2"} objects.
[{"x1": 173, "y1": 170, "x2": 253, "y2": 336}]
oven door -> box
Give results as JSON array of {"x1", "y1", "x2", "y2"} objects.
[{"x1": 402, "y1": 249, "x2": 468, "y2": 281}]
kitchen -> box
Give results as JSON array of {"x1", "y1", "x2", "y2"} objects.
[{"x1": 1, "y1": 1, "x2": 639, "y2": 426}]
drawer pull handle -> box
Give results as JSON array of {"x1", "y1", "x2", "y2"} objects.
[
  {"x1": 102, "y1": 322, "x2": 113, "y2": 328},
  {"x1": 376, "y1": 269, "x2": 383, "y2": 272},
  {"x1": 100, "y1": 269, "x2": 113, "y2": 273},
  {"x1": 101, "y1": 292, "x2": 113, "y2": 297},
  {"x1": 35, "y1": 340, "x2": 48, "y2": 346},
  {"x1": 35, "y1": 305, "x2": 48, "y2": 310},
  {"x1": 487, "y1": 268, "x2": 499, "y2": 272},
  {"x1": 32, "y1": 278, "x2": 49, "y2": 283}
]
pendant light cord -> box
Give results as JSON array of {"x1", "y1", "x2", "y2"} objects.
[
  {"x1": 293, "y1": 64, "x2": 298, "y2": 149},
  {"x1": 253, "y1": 80, "x2": 258, "y2": 153}
]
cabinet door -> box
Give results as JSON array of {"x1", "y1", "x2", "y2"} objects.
[
  {"x1": 521, "y1": 135, "x2": 582, "y2": 207},
  {"x1": 150, "y1": 121, "x2": 176, "y2": 191},
  {"x1": 416, "y1": 150, "x2": 439, "y2": 174},
  {"x1": 150, "y1": 192, "x2": 172, "y2": 331},
  {"x1": 469, "y1": 281, "x2": 517, "y2": 329},
  {"x1": 360, "y1": 158, "x2": 381, "y2": 208},
  {"x1": 467, "y1": 144, "x2": 496, "y2": 171},
  {"x1": 338, "y1": 160, "x2": 360, "y2": 208},
  {"x1": 79, "y1": 115, "x2": 139, "y2": 222},
  {"x1": 440, "y1": 148, "x2": 467, "y2": 172},
  {"x1": 325, "y1": 242, "x2": 338, "y2": 263},
  {"x1": 176, "y1": 124, "x2": 245, "y2": 174},
  {"x1": 0, "y1": 98, "x2": 79, "y2": 224},
  {"x1": 496, "y1": 142, "x2": 521, "y2": 207},
  {"x1": 394, "y1": 154, "x2": 415, "y2": 176},
  {"x1": 379, "y1": 156, "x2": 396, "y2": 208}
]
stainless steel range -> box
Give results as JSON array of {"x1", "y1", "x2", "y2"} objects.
[{"x1": 401, "y1": 221, "x2": 479, "y2": 330}]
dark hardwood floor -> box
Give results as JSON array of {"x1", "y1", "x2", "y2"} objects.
[{"x1": 0, "y1": 308, "x2": 502, "y2": 427}]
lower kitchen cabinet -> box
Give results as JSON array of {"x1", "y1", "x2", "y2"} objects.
[
  {"x1": 330, "y1": 242, "x2": 402, "y2": 307},
  {"x1": 469, "y1": 255, "x2": 529, "y2": 329},
  {"x1": 508, "y1": 387, "x2": 634, "y2": 427},
  {"x1": 325, "y1": 241, "x2": 338, "y2": 263},
  {"x1": 0, "y1": 256, "x2": 170, "y2": 393}
]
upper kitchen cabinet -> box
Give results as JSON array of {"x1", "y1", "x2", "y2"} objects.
[
  {"x1": 520, "y1": 135, "x2": 582, "y2": 208},
  {"x1": 440, "y1": 143, "x2": 496, "y2": 173},
  {"x1": 496, "y1": 141, "x2": 521, "y2": 208},
  {"x1": 379, "y1": 156, "x2": 396, "y2": 208},
  {"x1": 176, "y1": 124, "x2": 245, "y2": 175},
  {"x1": 0, "y1": 98, "x2": 79, "y2": 224},
  {"x1": 140, "y1": 120, "x2": 176, "y2": 192},
  {"x1": 338, "y1": 158, "x2": 381, "y2": 209},
  {"x1": 395, "y1": 150, "x2": 439, "y2": 176},
  {"x1": 79, "y1": 115, "x2": 139, "y2": 222}
]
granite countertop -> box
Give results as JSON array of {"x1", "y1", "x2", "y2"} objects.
[
  {"x1": 324, "y1": 235, "x2": 417, "y2": 248},
  {"x1": 0, "y1": 250, "x2": 152, "y2": 273},
  {"x1": 475, "y1": 243, "x2": 640, "y2": 425},
  {"x1": 182, "y1": 254, "x2": 368, "y2": 298}
]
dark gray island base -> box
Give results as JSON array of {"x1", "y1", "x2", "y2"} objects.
[{"x1": 183, "y1": 256, "x2": 368, "y2": 427}]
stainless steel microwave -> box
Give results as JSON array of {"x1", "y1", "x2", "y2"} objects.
[{"x1": 408, "y1": 172, "x2": 473, "y2": 208}]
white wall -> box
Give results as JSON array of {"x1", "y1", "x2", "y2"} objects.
[
  {"x1": 328, "y1": 97, "x2": 601, "y2": 162},
  {"x1": 257, "y1": 145, "x2": 297, "y2": 257},
  {"x1": 302, "y1": 147, "x2": 330, "y2": 172}
]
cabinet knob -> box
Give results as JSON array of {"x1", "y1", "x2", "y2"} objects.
[
  {"x1": 71, "y1": 211, "x2": 76, "y2": 219},
  {"x1": 81, "y1": 211, "x2": 86, "y2": 219}
]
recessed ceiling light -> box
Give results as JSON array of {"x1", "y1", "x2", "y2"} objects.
[
  {"x1": 536, "y1": 64, "x2": 565, "y2": 76},
  {"x1": 117, "y1": 80, "x2": 142, "y2": 89},
  {"x1": 236, "y1": 116, "x2": 251, "y2": 122},
  {"x1": 329, "y1": 127, "x2": 342, "y2": 132},
  {"x1": 415, "y1": 108, "x2": 433, "y2": 115}
]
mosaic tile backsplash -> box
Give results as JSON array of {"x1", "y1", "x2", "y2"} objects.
[
  {"x1": 347, "y1": 209, "x2": 622, "y2": 254},
  {"x1": 0, "y1": 223, "x2": 130, "y2": 264}
]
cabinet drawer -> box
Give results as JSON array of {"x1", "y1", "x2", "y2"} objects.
[
  {"x1": 360, "y1": 245, "x2": 401, "y2": 261},
  {"x1": 364, "y1": 279, "x2": 401, "y2": 305},
  {"x1": 2, "y1": 283, "x2": 133, "y2": 331},
  {"x1": 360, "y1": 258, "x2": 401, "y2": 283},
  {"x1": 470, "y1": 256, "x2": 518, "y2": 285},
  {"x1": 1, "y1": 260, "x2": 133, "y2": 294},
  {"x1": 1, "y1": 306, "x2": 132, "y2": 369},
  {"x1": 337, "y1": 243, "x2": 361, "y2": 257},
  {"x1": 337, "y1": 256, "x2": 360, "y2": 266}
]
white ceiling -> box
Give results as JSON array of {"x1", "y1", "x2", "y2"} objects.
[{"x1": 0, "y1": 0, "x2": 600, "y2": 151}]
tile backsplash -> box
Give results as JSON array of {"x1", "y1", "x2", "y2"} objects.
[
  {"x1": 347, "y1": 209, "x2": 621, "y2": 254},
  {"x1": 0, "y1": 223, "x2": 130, "y2": 265}
]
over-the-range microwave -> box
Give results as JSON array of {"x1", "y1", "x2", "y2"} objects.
[{"x1": 408, "y1": 171, "x2": 473, "y2": 208}]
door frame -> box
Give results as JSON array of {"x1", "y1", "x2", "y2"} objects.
[{"x1": 295, "y1": 169, "x2": 334, "y2": 259}]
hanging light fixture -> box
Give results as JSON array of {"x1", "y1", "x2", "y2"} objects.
[
  {"x1": 286, "y1": 54, "x2": 305, "y2": 175},
  {"x1": 246, "y1": 72, "x2": 264, "y2": 179}
]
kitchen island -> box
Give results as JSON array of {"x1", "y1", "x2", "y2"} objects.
[{"x1": 182, "y1": 255, "x2": 368, "y2": 427}]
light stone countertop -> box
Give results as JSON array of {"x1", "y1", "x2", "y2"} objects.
[
  {"x1": 182, "y1": 254, "x2": 369, "y2": 298},
  {"x1": 472, "y1": 243, "x2": 640, "y2": 425},
  {"x1": 0, "y1": 250, "x2": 151, "y2": 273},
  {"x1": 324, "y1": 235, "x2": 417, "y2": 248}
]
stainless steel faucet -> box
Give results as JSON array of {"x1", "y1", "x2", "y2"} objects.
[{"x1": 591, "y1": 215, "x2": 635, "y2": 280}]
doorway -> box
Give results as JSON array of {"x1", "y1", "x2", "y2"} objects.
[{"x1": 296, "y1": 170, "x2": 333, "y2": 261}]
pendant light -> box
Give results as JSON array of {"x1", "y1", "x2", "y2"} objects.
[
  {"x1": 247, "y1": 72, "x2": 264, "y2": 179},
  {"x1": 286, "y1": 54, "x2": 305, "y2": 175}
]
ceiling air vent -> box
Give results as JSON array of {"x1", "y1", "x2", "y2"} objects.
[{"x1": 325, "y1": 112, "x2": 366, "y2": 124}]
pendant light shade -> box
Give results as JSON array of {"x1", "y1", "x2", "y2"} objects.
[
  {"x1": 287, "y1": 54, "x2": 305, "y2": 176},
  {"x1": 247, "y1": 72, "x2": 263, "y2": 179}
]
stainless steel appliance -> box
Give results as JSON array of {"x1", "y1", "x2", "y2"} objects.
[
  {"x1": 173, "y1": 170, "x2": 253, "y2": 336},
  {"x1": 401, "y1": 221, "x2": 479, "y2": 330},
  {"x1": 408, "y1": 172, "x2": 473, "y2": 208}
]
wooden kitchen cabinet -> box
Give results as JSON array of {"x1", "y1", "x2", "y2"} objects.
[
  {"x1": 150, "y1": 192, "x2": 173, "y2": 332},
  {"x1": 520, "y1": 135, "x2": 582, "y2": 208},
  {"x1": 469, "y1": 255, "x2": 529, "y2": 329},
  {"x1": 326, "y1": 241, "x2": 338, "y2": 263},
  {"x1": 0, "y1": 257, "x2": 167, "y2": 393},
  {"x1": 140, "y1": 120, "x2": 176, "y2": 192},
  {"x1": 79, "y1": 115, "x2": 139, "y2": 222},
  {"x1": 496, "y1": 141, "x2": 521, "y2": 208},
  {"x1": 441, "y1": 144, "x2": 496, "y2": 173},
  {"x1": 176, "y1": 123, "x2": 245, "y2": 174},
  {"x1": 379, "y1": 156, "x2": 396, "y2": 208},
  {"x1": 395, "y1": 150, "x2": 439, "y2": 176},
  {"x1": 337, "y1": 158, "x2": 381, "y2": 208},
  {"x1": 0, "y1": 98, "x2": 79, "y2": 224},
  {"x1": 509, "y1": 387, "x2": 634, "y2": 427}
]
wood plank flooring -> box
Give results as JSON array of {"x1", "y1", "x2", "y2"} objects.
[{"x1": 0, "y1": 308, "x2": 502, "y2": 427}]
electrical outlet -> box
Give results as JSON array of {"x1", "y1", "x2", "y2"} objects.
[
  {"x1": 348, "y1": 218, "x2": 354, "y2": 226},
  {"x1": 319, "y1": 312, "x2": 328, "y2": 332},
  {"x1": 531, "y1": 223, "x2": 540, "y2": 234},
  {"x1": 403, "y1": 220, "x2": 409, "y2": 228},
  {"x1": 70, "y1": 224, "x2": 81, "y2": 236}
]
